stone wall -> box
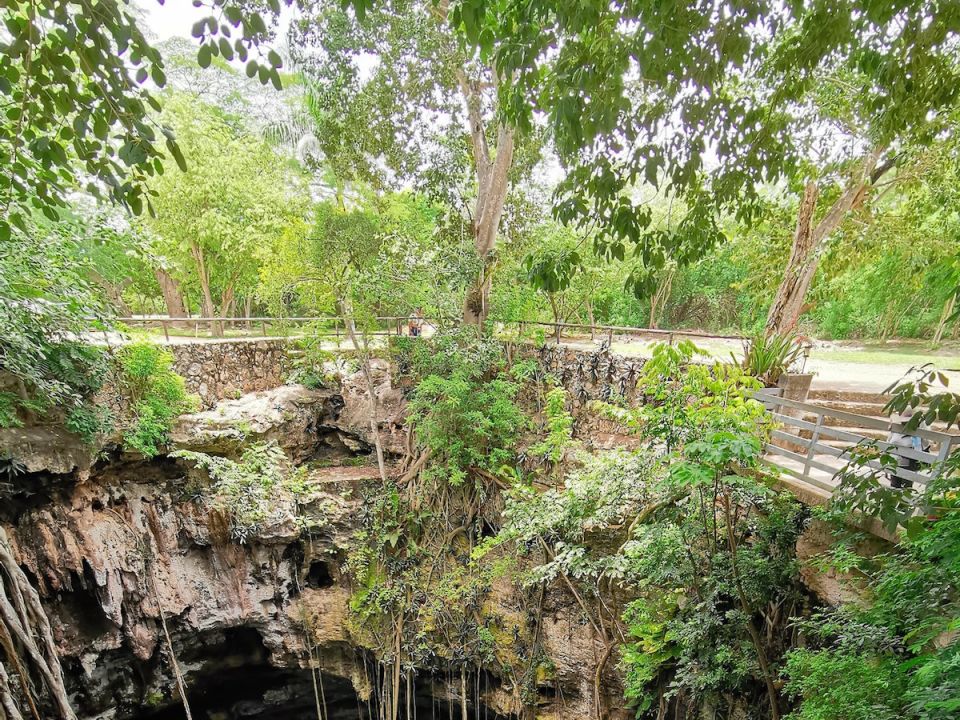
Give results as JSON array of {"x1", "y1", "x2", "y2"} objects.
[{"x1": 169, "y1": 338, "x2": 291, "y2": 408}]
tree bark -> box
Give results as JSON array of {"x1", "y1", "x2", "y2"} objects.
[
  {"x1": 933, "y1": 293, "x2": 956, "y2": 345},
  {"x1": 189, "y1": 242, "x2": 222, "y2": 337},
  {"x1": 549, "y1": 293, "x2": 561, "y2": 343},
  {"x1": 457, "y1": 68, "x2": 515, "y2": 326},
  {"x1": 244, "y1": 295, "x2": 254, "y2": 330},
  {"x1": 649, "y1": 267, "x2": 675, "y2": 329},
  {"x1": 766, "y1": 148, "x2": 885, "y2": 336},
  {"x1": 220, "y1": 284, "x2": 235, "y2": 334},
  {"x1": 765, "y1": 182, "x2": 819, "y2": 336},
  {"x1": 154, "y1": 268, "x2": 187, "y2": 319}
]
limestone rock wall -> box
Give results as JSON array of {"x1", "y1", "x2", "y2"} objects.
[{"x1": 0, "y1": 380, "x2": 616, "y2": 720}]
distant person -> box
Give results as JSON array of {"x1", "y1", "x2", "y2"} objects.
[
  {"x1": 886, "y1": 407, "x2": 928, "y2": 489},
  {"x1": 408, "y1": 308, "x2": 423, "y2": 337}
]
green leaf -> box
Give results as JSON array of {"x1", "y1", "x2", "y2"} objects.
[
  {"x1": 218, "y1": 37, "x2": 234, "y2": 61},
  {"x1": 197, "y1": 43, "x2": 212, "y2": 69}
]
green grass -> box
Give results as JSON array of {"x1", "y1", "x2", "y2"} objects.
[{"x1": 810, "y1": 345, "x2": 960, "y2": 367}]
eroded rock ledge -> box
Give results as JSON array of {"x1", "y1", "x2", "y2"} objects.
[{"x1": 0, "y1": 374, "x2": 615, "y2": 720}]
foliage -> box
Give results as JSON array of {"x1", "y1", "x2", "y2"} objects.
[
  {"x1": 0, "y1": 220, "x2": 113, "y2": 427},
  {"x1": 600, "y1": 341, "x2": 767, "y2": 453},
  {"x1": 452, "y1": 0, "x2": 960, "y2": 299},
  {"x1": 260, "y1": 192, "x2": 457, "y2": 323},
  {"x1": 393, "y1": 327, "x2": 505, "y2": 382},
  {"x1": 739, "y1": 333, "x2": 808, "y2": 386},
  {"x1": 115, "y1": 342, "x2": 195, "y2": 457},
  {"x1": 0, "y1": 0, "x2": 175, "y2": 239},
  {"x1": 527, "y1": 385, "x2": 576, "y2": 468},
  {"x1": 618, "y1": 432, "x2": 804, "y2": 716},
  {"x1": 524, "y1": 233, "x2": 582, "y2": 295},
  {"x1": 407, "y1": 359, "x2": 525, "y2": 486},
  {"x1": 64, "y1": 406, "x2": 114, "y2": 445},
  {"x1": 491, "y1": 356, "x2": 802, "y2": 717},
  {"x1": 173, "y1": 441, "x2": 309, "y2": 543},
  {"x1": 783, "y1": 642, "x2": 907, "y2": 720},
  {"x1": 142, "y1": 93, "x2": 307, "y2": 326},
  {"x1": 783, "y1": 369, "x2": 960, "y2": 720},
  {"x1": 287, "y1": 330, "x2": 338, "y2": 389},
  {"x1": 291, "y1": 0, "x2": 546, "y2": 323}
]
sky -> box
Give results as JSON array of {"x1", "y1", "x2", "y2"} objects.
[{"x1": 136, "y1": 0, "x2": 208, "y2": 42}]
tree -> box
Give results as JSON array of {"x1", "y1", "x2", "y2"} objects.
[
  {"x1": 290, "y1": 0, "x2": 536, "y2": 325},
  {"x1": 0, "y1": 0, "x2": 173, "y2": 241},
  {"x1": 523, "y1": 227, "x2": 584, "y2": 341},
  {"x1": 261, "y1": 192, "x2": 447, "y2": 480},
  {"x1": 0, "y1": 0, "x2": 288, "y2": 241},
  {"x1": 141, "y1": 93, "x2": 307, "y2": 335},
  {"x1": 452, "y1": 0, "x2": 960, "y2": 313},
  {"x1": 0, "y1": 219, "x2": 109, "y2": 427}
]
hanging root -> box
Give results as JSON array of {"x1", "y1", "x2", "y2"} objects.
[
  {"x1": 0, "y1": 662, "x2": 26, "y2": 720},
  {"x1": 0, "y1": 528, "x2": 76, "y2": 720}
]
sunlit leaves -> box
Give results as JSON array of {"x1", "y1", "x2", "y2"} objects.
[
  {"x1": 0, "y1": 0, "x2": 178, "y2": 237},
  {"x1": 189, "y1": 1, "x2": 288, "y2": 92},
  {"x1": 142, "y1": 93, "x2": 308, "y2": 320},
  {"x1": 424, "y1": 0, "x2": 960, "y2": 294}
]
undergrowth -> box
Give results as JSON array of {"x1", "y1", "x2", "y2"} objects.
[{"x1": 115, "y1": 342, "x2": 196, "y2": 456}]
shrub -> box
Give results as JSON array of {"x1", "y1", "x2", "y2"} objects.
[
  {"x1": 738, "y1": 332, "x2": 807, "y2": 386},
  {"x1": 0, "y1": 341, "x2": 109, "y2": 429},
  {"x1": 528, "y1": 385, "x2": 576, "y2": 468},
  {"x1": 64, "y1": 406, "x2": 114, "y2": 444},
  {"x1": 288, "y1": 328, "x2": 338, "y2": 388},
  {"x1": 0, "y1": 392, "x2": 20, "y2": 429},
  {"x1": 173, "y1": 441, "x2": 309, "y2": 543},
  {"x1": 408, "y1": 369, "x2": 525, "y2": 486},
  {"x1": 395, "y1": 326, "x2": 505, "y2": 382},
  {"x1": 115, "y1": 342, "x2": 195, "y2": 457}
]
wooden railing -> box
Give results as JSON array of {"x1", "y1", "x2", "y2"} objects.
[{"x1": 756, "y1": 389, "x2": 960, "y2": 494}]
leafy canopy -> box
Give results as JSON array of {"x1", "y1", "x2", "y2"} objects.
[{"x1": 445, "y1": 0, "x2": 960, "y2": 294}]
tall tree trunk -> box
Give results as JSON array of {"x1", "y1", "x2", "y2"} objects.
[
  {"x1": 244, "y1": 295, "x2": 254, "y2": 330},
  {"x1": 765, "y1": 182, "x2": 819, "y2": 336},
  {"x1": 549, "y1": 293, "x2": 561, "y2": 343},
  {"x1": 649, "y1": 267, "x2": 676, "y2": 329},
  {"x1": 189, "y1": 242, "x2": 221, "y2": 337},
  {"x1": 154, "y1": 268, "x2": 186, "y2": 319},
  {"x1": 933, "y1": 293, "x2": 957, "y2": 345},
  {"x1": 457, "y1": 67, "x2": 515, "y2": 327},
  {"x1": 766, "y1": 148, "x2": 886, "y2": 336},
  {"x1": 220, "y1": 285, "x2": 235, "y2": 334}
]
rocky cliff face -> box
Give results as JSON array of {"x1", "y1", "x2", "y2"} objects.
[{"x1": 0, "y1": 364, "x2": 617, "y2": 720}]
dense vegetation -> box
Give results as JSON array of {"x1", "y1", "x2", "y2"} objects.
[{"x1": 1, "y1": 2, "x2": 959, "y2": 720}]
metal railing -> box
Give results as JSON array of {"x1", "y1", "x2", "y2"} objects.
[
  {"x1": 756, "y1": 389, "x2": 960, "y2": 494},
  {"x1": 502, "y1": 319, "x2": 745, "y2": 345},
  {"x1": 103, "y1": 315, "x2": 746, "y2": 346},
  {"x1": 109, "y1": 316, "x2": 441, "y2": 342}
]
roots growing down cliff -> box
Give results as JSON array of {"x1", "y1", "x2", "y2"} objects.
[{"x1": 0, "y1": 527, "x2": 75, "y2": 720}]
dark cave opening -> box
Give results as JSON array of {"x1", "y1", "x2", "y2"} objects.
[
  {"x1": 115, "y1": 627, "x2": 516, "y2": 720},
  {"x1": 305, "y1": 560, "x2": 334, "y2": 589}
]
